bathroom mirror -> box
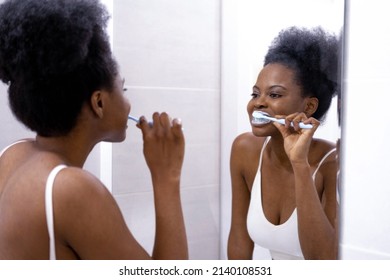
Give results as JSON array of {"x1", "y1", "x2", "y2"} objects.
[
  {"x1": 0, "y1": 0, "x2": 345, "y2": 260},
  {"x1": 106, "y1": 0, "x2": 345, "y2": 260},
  {"x1": 220, "y1": 0, "x2": 345, "y2": 259}
]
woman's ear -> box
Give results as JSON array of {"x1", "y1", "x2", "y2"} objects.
[
  {"x1": 304, "y1": 97, "x2": 319, "y2": 117},
  {"x1": 90, "y1": 90, "x2": 104, "y2": 119}
]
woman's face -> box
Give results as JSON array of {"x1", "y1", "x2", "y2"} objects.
[
  {"x1": 101, "y1": 75, "x2": 131, "y2": 142},
  {"x1": 247, "y1": 63, "x2": 309, "y2": 137}
]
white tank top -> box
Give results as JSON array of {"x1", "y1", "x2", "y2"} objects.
[
  {"x1": 247, "y1": 137, "x2": 336, "y2": 260},
  {"x1": 45, "y1": 165, "x2": 67, "y2": 260}
]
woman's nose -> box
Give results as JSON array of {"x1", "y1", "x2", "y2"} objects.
[{"x1": 253, "y1": 95, "x2": 266, "y2": 109}]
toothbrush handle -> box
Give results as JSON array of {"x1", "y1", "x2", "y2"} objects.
[
  {"x1": 298, "y1": 123, "x2": 313, "y2": 129},
  {"x1": 128, "y1": 115, "x2": 139, "y2": 123},
  {"x1": 128, "y1": 115, "x2": 153, "y2": 127},
  {"x1": 275, "y1": 119, "x2": 313, "y2": 129}
]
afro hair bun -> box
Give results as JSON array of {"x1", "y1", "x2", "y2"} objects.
[
  {"x1": 0, "y1": 0, "x2": 117, "y2": 137},
  {"x1": 264, "y1": 26, "x2": 340, "y2": 121},
  {"x1": 0, "y1": 0, "x2": 109, "y2": 84}
]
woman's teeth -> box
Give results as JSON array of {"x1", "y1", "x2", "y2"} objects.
[{"x1": 252, "y1": 111, "x2": 271, "y2": 125}]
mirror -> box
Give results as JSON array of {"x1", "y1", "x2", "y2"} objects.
[
  {"x1": 109, "y1": 0, "x2": 345, "y2": 259},
  {"x1": 0, "y1": 0, "x2": 345, "y2": 260},
  {"x1": 220, "y1": 0, "x2": 344, "y2": 259}
]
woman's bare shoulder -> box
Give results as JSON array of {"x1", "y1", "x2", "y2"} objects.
[
  {"x1": 230, "y1": 133, "x2": 266, "y2": 175},
  {"x1": 232, "y1": 132, "x2": 265, "y2": 152},
  {"x1": 55, "y1": 167, "x2": 111, "y2": 199},
  {"x1": 51, "y1": 167, "x2": 148, "y2": 259},
  {"x1": 311, "y1": 138, "x2": 337, "y2": 161},
  {"x1": 53, "y1": 167, "x2": 122, "y2": 231},
  {"x1": 309, "y1": 138, "x2": 338, "y2": 179},
  {"x1": 312, "y1": 138, "x2": 336, "y2": 149}
]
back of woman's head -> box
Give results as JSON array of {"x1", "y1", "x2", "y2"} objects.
[
  {"x1": 264, "y1": 26, "x2": 340, "y2": 121},
  {"x1": 0, "y1": 0, "x2": 118, "y2": 136}
]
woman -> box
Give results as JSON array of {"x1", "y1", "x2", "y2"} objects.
[
  {"x1": 0, "y1": 0, "x2": 187, "y2": 259},
  {"x1": 228, "y1": 27, "x2": 339, "y2": 260}
]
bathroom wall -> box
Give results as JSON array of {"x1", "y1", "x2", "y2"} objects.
[
  {"x1": 110, "y1": 0, "x2": 221, "y2": 259},
  {"x1": 339, "y1": 0, "x2": 390, "y2": 259}
]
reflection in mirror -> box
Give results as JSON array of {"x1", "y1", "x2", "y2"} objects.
[
  {"x1": 107, "y1": 0, "x2": 344, "y2": 260},
  {"x1": 221, "y1": 0, "x2": 344, "y2": 260},
  {"x1": 0, "y1": 0, "x2": 344, "y2": 260}
]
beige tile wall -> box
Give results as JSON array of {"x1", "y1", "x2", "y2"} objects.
[{"x1": 111, "y1": 0, "x2": 221, "y2": 259}]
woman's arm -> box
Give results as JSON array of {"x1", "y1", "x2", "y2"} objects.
[
  {"x1": 54, "y1": 168, "x2": 151, "y2": 259},
  {"x1": 227, "y1": 134, "x2": 254, "y2": 260},
  {"x1": 56, "y1": 112, "x2": 187, "y2": 260},
  {"x1": 138, "y1": 112, "x2": 188, "y2": 260},
  {"x1": 292, "y1": 158, "x2": 338, "y2": 259},
  {"x1": 273, "y1": 114, "x2": 338, "y2": 259}
]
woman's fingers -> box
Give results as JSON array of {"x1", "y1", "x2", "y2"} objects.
[
  {"x1": 275, "y1": 112, "x2": 319, "y2": 132},
  {"x1": 136, "y1": 112, "x2": 185, "y2": 177}
]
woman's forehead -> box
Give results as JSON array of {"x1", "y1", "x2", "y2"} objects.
[{"x1": 256, "y1": 63, "x2": 298, "y2": 88}]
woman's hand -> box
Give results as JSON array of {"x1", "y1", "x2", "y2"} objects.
[
  {"x1": 137, "y1": 112, "x2": 185, "y2": 185},
  {"x1": 273, "y1": 112, "x2": 320, "y2": 164},
  {"x1": 137, "y1": 112, "x2": 188, "y2": 259}
]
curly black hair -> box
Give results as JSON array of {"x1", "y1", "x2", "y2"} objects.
[
  {"x1": 264, "y1": 26, "x2": 340, "y2": 121},
  {"x1": 0, "y1": 0, "x2": 118, "y2": 136}
]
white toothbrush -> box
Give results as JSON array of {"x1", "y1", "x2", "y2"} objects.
[
  {"x1": 128, "y1": 115, "x2": 153, "y2": 126},
  {"x1": 252, "y1": 111, "x2": 313, "y2": 129},
  {"x1": 128, "y1": 115, "x2": 141, "y2": 123}
]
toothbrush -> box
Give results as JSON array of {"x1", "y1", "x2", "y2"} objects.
[
  {"x1": 128, "y1": 115, "x2": 153, "y2": 126},
  {"x1": 252, "y1": 111, "x2": 313, "y2": 129},
  {"x1": 128, "y1": 115, "x2": 140, "y2": 123}
]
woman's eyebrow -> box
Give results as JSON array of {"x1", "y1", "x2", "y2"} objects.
[
  {"x1": 253, "y1": 85, "x2": 287, "y2": 91},
  {"x1": 269, "y1": 84, "x2": 287, "y2": 90}
]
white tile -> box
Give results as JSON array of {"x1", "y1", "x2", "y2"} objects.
[
  {"x1": 113, "y1": 0, "x2": 220, "y2": 89},
  {"x1": 181, "y1": 186, "x2": 220, "y2": 259},
  {"x1": 346, "y1": 2, "x2": 390, "y2": 79},
  {"x1": 180, "y1": 143, "x2": 220, "y2": 188},
  {"x1": 124, "y1": 87, "x2": 220, "y2": 143},
  {"x1": 115, "y1": 192, "x2": 155, "y2": 254},
  {"x1": 114, "y1": 185, "x2": 220, "y2": 259},
  {"x1": 112, "y1": 87, "x2": 220, "y2": 194}
]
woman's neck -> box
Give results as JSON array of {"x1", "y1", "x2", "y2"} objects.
[
  {"x1": 35, "y1": 130, "x2": 98, "y2": 168},
  {"x1": 267, "y1": 134, "x2": 293, "y2": 170}
]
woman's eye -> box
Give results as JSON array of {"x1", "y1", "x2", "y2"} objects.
[
  {"x1": 251, "y1": 92, "x2": 259, "y2": 99},
  {"x1": 123, "y1": 87, "x2": 128, "y2": 92},
  {"x1": 269, "y1": 92, "x2": 281, "y2": 98}
]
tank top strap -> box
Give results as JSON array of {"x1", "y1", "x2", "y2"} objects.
[
  {"x1": 254, "y1": 137, "x2": 270, "y2": 209},
  {"x1": 258, "y1": 137, "x2": 271, "y2": 171},
  {"x1": 312, "y1": 148, "x2": 337, "y2": 179},
  {"x1": 0, "y1": 139, "x2": 32, "y2": 158},
  {"x1": 45, "y1": 164, "x2": 67, "y2": 260}
]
